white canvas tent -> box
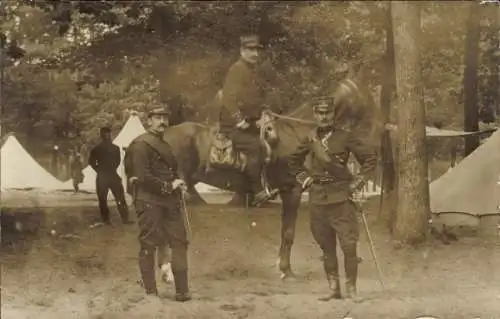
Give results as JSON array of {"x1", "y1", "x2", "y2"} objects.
[
  {"x1": 429, "y1": 129, "x2": 500, "y2": 233},
  {"x1": 66, "y1": 115, "x2": 220, "y2": 194},
  {"x1": 1, "y1": 134, "x2": 66, "y2": 190}
]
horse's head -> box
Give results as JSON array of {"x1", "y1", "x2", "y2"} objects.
[{"x1": 330, "y1": 77, "x2": 382, "y2": 146}]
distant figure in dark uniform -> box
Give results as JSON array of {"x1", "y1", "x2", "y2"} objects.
[
  {"x1": 288, "y1": 96, "x2": 377, "y2": 301},
  {"x1": 88, "y1": 127, "x2": 132, "y2": 225},
  {"x1": 69, "y1": 148, "x2": 84, "y2": 192},
  {"x1": 219, "y1": 32, "x2": 278, "y2": 206},
  {"x1": 125, "y1": 107, "x2": 191, "y2": 302}
]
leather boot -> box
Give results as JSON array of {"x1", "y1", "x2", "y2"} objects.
[
  {"x1": 318, "y1": 252, "x2": 341, "y2": 301},
  {"x1": 318, "y1": 273, "x2": 341, "y2": 301},
  {"x1": 244, "y1": 155, "x2": 265, "y2": 206},
  {"x1": 328, "y1": 274, "x2": 342, "y2": 299},
  {"x1": 139, "y1": 248, "x2": 158, "y2": 295},
  {"x1": 172, "y1": 269, "x2": 191, "y2": 302},
  {"x1": 344, "y1": 253, "x2": 360, "y2": 301}
]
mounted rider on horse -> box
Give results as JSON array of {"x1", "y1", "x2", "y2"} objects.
[{"x1": 212, "y1": 32, "x2": 279, "y2": 206}]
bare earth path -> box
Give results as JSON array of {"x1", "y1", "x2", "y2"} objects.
[{"x1": 2, "y1": 194, "x2": 500, "y2": 319}]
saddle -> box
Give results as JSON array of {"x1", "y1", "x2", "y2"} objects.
[{"x1": 206, "y1": 125, "x2": 247, "y2": 172}]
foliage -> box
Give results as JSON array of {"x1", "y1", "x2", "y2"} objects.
[{"x1": 1, "y1": 1, "x2": 498, "y2": 162}]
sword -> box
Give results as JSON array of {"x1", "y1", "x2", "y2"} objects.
[
  {"x1": 350, "y1": 198, "x2": 386, "y2": 291},
  {"x1": 180, "y1": 191, "x2": 192, "y2": 242}
]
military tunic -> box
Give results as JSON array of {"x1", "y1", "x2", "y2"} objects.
[
  {"x1": 287, "y1": 126, "x2": 377, "y2": 280},
  {"x1": 288, "y1": 127, "x2": 377, "y2": 205},
  {"x1": 127, "y1": 131, "x2": 188, "y2": 250},
  {"x1": 220, "y1": 58, "x2": 266, "y2": 134}
]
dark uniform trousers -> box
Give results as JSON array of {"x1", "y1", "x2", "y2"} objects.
[
  {"x1": 96, "y1": 173, "x2": 129, "y2": 223},
  {"x1": 310, "y1": 201, "x2": 359, "y2": 285},
  {"x1": 228, "y1": 124, "x2": 264, "y2": 193},
  {"x1": 135, "y1": 199, "x2": 188, "y2": 278}
]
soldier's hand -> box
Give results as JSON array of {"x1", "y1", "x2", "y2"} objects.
[
  {"x1": 349, "y1": 175, "x2": 365, "y2": 193},
  {"x1": 349, "y1": 190, "x2": 365, "y2": 203},
  {"x1": 172, "y1": 179, "x2": 188, "y2": 192}
]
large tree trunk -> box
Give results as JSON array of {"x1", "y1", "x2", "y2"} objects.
[
  {"x1": 0, "y1": 33, "x2": 4, "y2": 138},
  {"x1": 391, "y1": 2, "x2": 430, "y2": 245},
  {"x1": 494, "y1": 8, "x2": 500, "y2": 118},
  {"x1": 485, "y1": 8, "x2": 499, "y2": 120},
  {"x1": 378, "y1": 2, "x2": 398, "y2": 232},
  {"x1": 463, "y1": 2, "x2": 481, "y2": 156}
]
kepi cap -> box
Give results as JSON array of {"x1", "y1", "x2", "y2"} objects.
[
  {"x1": 147, "y1": 107, "x2": 171, "y2": 117},
  {"x1": 311, "y1": 96, "x2": 334, "y2": 110},
  {"x1": 240, "y1": 35, "x2": 263, "y2": 49}
]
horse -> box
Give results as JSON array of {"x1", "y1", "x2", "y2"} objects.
[{"x1": 156, "y1": 74, "x2": 382, "y2": 281}]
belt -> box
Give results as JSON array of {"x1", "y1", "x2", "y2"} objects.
[{"x1": 313, "y1": 176, "x2": 337, "y2": 184}]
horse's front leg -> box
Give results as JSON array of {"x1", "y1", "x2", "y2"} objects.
[{"x1": 278, "y1": 185, "x2": 302, "y2": 280}]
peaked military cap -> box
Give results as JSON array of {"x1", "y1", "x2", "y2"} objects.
[
  {"x1": 311, "y1": 96, "x2": 334, "y2": 110},
  {"x1": 240, "y1": 34, "x2": 263, "y2": 48},
  {"x1": 147, "y1": 106, "x2": 171, "y2": 117}
]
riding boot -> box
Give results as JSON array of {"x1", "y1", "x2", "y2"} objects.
[
  {"x1": 246, "y1": 156, "x2": 269, "y2": 206},
  {"x1": 138, "y1": 248, "x2": 158, "y2": 295},
  {"x1": 246, "y1": 155, "x2": 279, "y2": 207},
  {"x1": 318, "y1": 253, "x2": 341, "y2": 301},
  {"x1": 344, "y1": 248, "x2": 359, "y2": 300},
  {"x1": 172, "y1": 269, "x2": 191, "y2": 302}
]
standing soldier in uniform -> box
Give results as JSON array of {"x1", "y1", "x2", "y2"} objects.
[
  {"x1": 219, "y1": 32, "x2": 278, "y2": 206},
  {"x1": 88, "y1": 127, "x2": 132, "y2": 225},
  {"x1": 69, "y1": 148, "x2": 84, "y2": 192},
  {"x1": 287, "y1": 96, "x2": 377, "y2": 301},
  {"x1": 125, "y1": 107, "x2": 191, "y2": 301}
]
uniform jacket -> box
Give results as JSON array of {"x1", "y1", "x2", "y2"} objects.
[
  {"x1": 127, "y1": 131, "x2": 181, "y2": 207},
  {"x1": 88, "y1": 141, "x2": 121, "y2": 177},
  {"x1": 288, "y1": 126, "x2": 377, "y2": 205},
  {"x1": 220, "y1": 58, "x2": 266, "y2": 132}
]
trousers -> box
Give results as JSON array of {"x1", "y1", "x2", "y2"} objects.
[
  {"x1": 229, "y1": 126, "x2": 265, "y2": 194},
  {"x1": 135, "y1": 200, "x2": 189, "y2": 294},
  {"x1": 310, "y1": 201, "x2": 359, "y2": 283},
  {"x1": 96, "y1": 173, "x2": 130, "y2": 223}
]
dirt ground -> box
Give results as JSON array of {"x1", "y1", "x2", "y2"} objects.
[{"x1": 2, "y1": 193, "x2": 500, "y2": 319}]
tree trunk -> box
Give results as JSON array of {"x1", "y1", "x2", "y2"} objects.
[
  {"x1": 391, "y1": 1, "x2": 430, "y2": 245},
  {"x1": 463, "y1": 2, "x2": 481, "y2": 156},
  {"x1": 378, "y1": 2, "x2": 398, "y2": 232},
  {"x1": 486, "y1": 8, "x2": 499, "y2": 119},
  {"x1": 495, "y1": 8, "x2": 500, "y2": 119}
]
